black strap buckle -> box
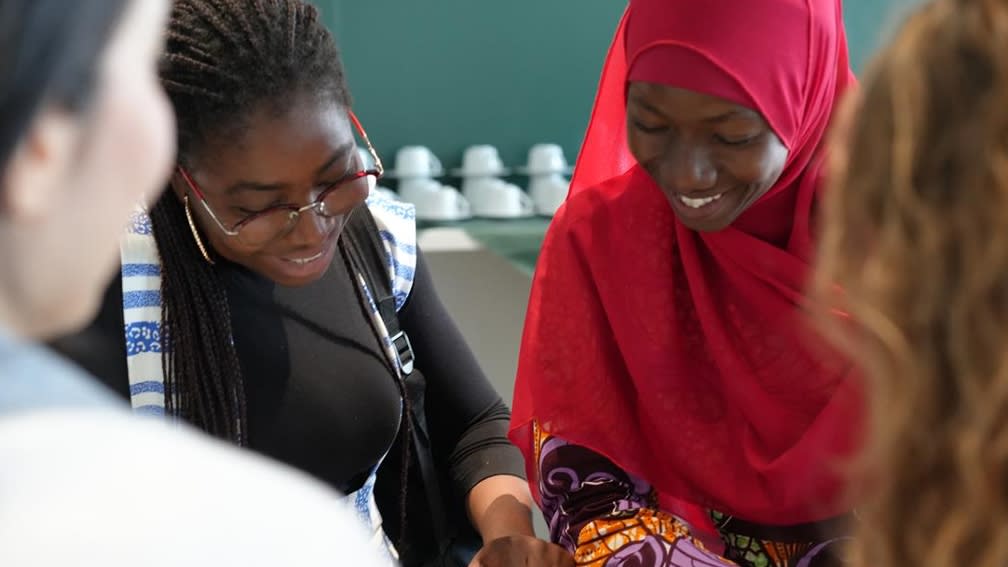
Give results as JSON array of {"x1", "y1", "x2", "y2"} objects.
[{"x1": 391, "y1": 330, "x2": 415, "y2": 376}]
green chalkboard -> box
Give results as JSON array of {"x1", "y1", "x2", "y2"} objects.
[{"x1": 314, "y1": 1, "x2": 917, "y2": 175}]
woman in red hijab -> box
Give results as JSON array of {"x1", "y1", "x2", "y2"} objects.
[{"x1": 510, "y1": 0, "x2": 858, "y2": 565}]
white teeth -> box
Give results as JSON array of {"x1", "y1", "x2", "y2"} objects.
[
  {"x1": 287, "y1": 250, "x2": 324, "y2": 265},
  {"x1": 678, "y1": 193, "x2": 723, "y2": 208}
]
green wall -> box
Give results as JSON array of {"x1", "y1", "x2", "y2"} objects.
[
  {"x1": 845, "y1": 0, "x2": 924, "y2": 71},
  {"x1": 315, "y1": 1, "x2": 918, "y2": 174}
]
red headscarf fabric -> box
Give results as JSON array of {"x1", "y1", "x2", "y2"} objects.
[{"x1": 510, "y1": 0, "x2": 859, "y2": 528}]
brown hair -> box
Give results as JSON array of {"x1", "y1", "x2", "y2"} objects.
[{"x1": 814, "y1": 0, "x2": 1008, "y2": 565}]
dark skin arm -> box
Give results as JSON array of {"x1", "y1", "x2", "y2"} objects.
[
  {"x1": 467, "y1": 476, "x2": 573, "y2": 567},
  {"x1": 399, "y1": 253, "x2": 572, "y2": 567}
]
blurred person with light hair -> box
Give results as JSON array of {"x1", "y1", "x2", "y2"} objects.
[{"x1": 815, "y1": 1, "x2": 1008, "y2": 566}]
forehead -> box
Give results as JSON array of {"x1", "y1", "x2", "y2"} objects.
[
  {"x1": 627, "y1": 82, "x2": 763, "y2": 123},
  {"x1": 192, "y1": 97, "x2": 353, "y2": 185}
]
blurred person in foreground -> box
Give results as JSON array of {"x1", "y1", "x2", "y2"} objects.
[
  {"x1": 0, "y1": 1, "x2": 391, "y2": 564},
  {"x1": 816, "y1": 0, "x2": 1008, "y2": 566}
]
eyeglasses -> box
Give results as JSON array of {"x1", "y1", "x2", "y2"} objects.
[{"x1": 178, "y1": 111, "x2": 383, "y2": 249}]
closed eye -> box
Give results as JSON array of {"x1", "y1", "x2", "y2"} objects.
[
  {"x1": 716, "y1": 134, "x2": 758, "y2": 147},
  {"x1": 319, "y1": 173, "x2": 359, "y2": 193},
  {"x1": 632, "y1": 120, "x2": 668, "y2": 135},
  {"x1": 235, "y1": 200, "x2": 286, "y2": 216},
  {"x1": 319, "y1": 154, "x2": 364, "y2": 189},
  {"x1": 235, "y1": 157, "x2": 365, "y2": 216}
]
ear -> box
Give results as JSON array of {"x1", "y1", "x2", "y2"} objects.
[
  {"x1": 1, "y1": 110, "x2": 81, "y2": 221},
  {"x1": 167, "y1": 168, "x2": 187, "y2": 203}
]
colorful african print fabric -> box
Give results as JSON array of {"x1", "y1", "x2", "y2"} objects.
[{"x1": 534, "y1": 424, "x2": 849, "y2": 567}]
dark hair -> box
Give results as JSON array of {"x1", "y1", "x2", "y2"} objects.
[
  {"x1": 153, "y1": 0, "x2": 350, "y2": 442},
  {"x1": 0, "y1": 0, "x2": 129, "y2": 174}
]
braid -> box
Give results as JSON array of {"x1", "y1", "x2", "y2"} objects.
[
  {"x1": 150, "y1": 195, "x2": 247, "y2": 442},
  {"x1": 154, "y1": 0, "x2": 348, "y2": 442},
  {"x1": 160, "y1": 0, "x2": 349, "y2": 157}
]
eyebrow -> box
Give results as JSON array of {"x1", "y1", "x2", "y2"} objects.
[
  {"x1": 702, "y1": 109, "x2": 759, "y2": 123},
  {"x1": 628, "y1": 95, "x2": 760, "y2": 124},
  {"x1": 224, "y1": 141, "x2": 356, "y2": 195},
  {"x1": 628, "y1": 95, "x2": 664, "y2": 116}
]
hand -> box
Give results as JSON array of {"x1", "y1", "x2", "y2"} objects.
[{"x1": 468, "y1": 534, "x2": 575, "y2": 567}]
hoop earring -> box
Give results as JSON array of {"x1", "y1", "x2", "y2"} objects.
[{"x1": 184, "y1": 195, "x2": 215, "y2": 265}]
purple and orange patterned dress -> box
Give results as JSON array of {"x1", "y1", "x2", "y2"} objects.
[{"x1": 534, "y1": 425, "x2": 851, "y2": 567}]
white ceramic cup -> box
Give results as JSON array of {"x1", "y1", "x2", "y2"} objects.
[
  {"x1": 398, "y1": 178, "x2": 441, "y2": 206},
  {"x1": 466, "y1": 178, "x2": 534, "y2": 218},
  {"x1": 399, "y1": 179, "x2": 471, "y2": 221},
  {"x1": 528, "y1": 174, "x2": 569, "y2": 217},
  {"x1": 415, "y1": 186, "x2": 472, "y2": 221},
  {"x1": 391, "y1": 146, "x2": 443, "y2": 178},
  {"x1": 456, "y1": 145, "x2": 508, "y2": 177},
  {"x1": 398, "y1": 177, "x2": 439, "y2": 196},
  {"x1": 523, "y1": 144, "x2": 569, "y2": 175},
  {"x1": 460, "y1": 176, "x2": 486, "y2": 196}
]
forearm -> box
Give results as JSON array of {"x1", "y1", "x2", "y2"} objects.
[{"x1": 466, "y1": 474, "x2": 537, "y2": 542}]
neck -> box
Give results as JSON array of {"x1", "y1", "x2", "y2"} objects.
[
  {"x1": 0, "y1": 297, "x2": 35, "y2": 340},
  {"x1": 0, "y1": 259, "x2": 83, "y2": 341}
]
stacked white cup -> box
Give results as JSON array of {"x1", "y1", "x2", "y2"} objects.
[
  {"x1": 387, "y1": 146, "x2": 470, "y2": 221},
  {"x1": 454, "y1": 145, "x2": 534, "y2": 219},
  {"x1": 517, "y1": 144, "x2": 571, "y2": 217}
]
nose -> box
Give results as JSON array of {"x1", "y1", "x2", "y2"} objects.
[
  {"x1": 660, "y1": 141, "x2": 717, "y2": 194},
  {"x1": 284, "y1": 205, "x2": 333, "y2": 247}
]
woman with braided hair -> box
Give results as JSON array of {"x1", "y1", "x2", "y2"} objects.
[{"x1": 52, "y1": 1, "x2": 568, "y2": 566}]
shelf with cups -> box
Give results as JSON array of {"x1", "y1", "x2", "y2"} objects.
[{"x1": 370, "y1": 143, "x2": 571, "y2": 276}]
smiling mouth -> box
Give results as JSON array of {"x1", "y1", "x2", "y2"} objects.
[
  {"x1": 677, "y1": 193, "x2": 724, "y2": 209},
  {"x1": 284, "y1": 249, "x2": 326, "y2": 265}
]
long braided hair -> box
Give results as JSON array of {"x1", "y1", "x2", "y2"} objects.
[{"x1": 154, "y1": 0, "x2": 348, "y2": 441}]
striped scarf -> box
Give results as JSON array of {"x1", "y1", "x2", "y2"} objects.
[{"x1": 119, "y1": 194, "x2": 418, "y2": 559}]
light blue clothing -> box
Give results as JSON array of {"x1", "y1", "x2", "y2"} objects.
[
  {"x1": 0, "y1": 326, "x2": 396, "y2": 566},
  {"x1": 0, "y1": 327, "x2": 119, "y2": 415}
]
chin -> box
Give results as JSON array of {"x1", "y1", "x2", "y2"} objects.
[
  {"x1": 272, "y1": 267, "x2": 331, "y2": 288},
  {"x1": 665, "y1": 200, "x2": 735, "y2": 232}
]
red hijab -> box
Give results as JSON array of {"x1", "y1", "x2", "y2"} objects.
[{"x1": 511, "y1": 0, "x2": 859, "y2": 528}]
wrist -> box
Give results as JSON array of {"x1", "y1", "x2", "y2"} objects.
[{"x1": 477, "y1": 496, "x2": 535, "y2": 542}]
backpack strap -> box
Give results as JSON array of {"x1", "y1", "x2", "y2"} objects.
[
  {"x1": 341, "y1": 205, "x2": 414, "y2": 375},
  {"x1": 341, "y1": 201, "x2": 458, "y2": 560}
]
